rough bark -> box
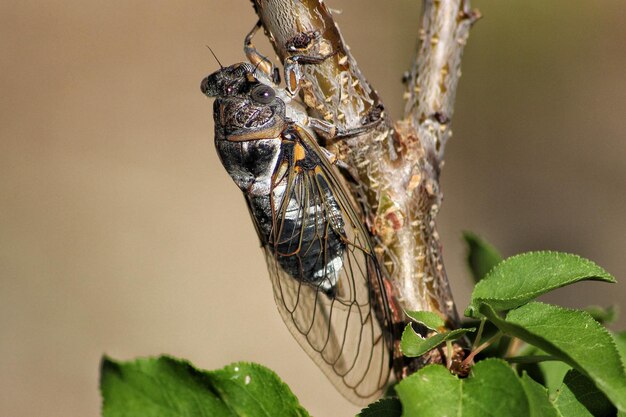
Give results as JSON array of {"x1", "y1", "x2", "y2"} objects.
[{"x1": 249, "y1": 0, "x2": 478, "y2": 375}]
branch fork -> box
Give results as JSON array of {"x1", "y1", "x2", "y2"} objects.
[{"x1": 250, "y1": 0, "x2": 478, "y2": 377}]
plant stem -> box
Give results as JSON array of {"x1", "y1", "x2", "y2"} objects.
[
  {"x1": 462, "y1": 332, "x2": 503, "y2": 368},
  {"x1": 471, "y1": 317, "x2": 487, "y2": 350}
]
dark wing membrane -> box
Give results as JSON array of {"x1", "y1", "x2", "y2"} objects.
[{"x1": 261, "y1": 130, "x2": 392, "y2": 405}]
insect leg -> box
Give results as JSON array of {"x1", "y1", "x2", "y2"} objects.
[
  {"x1": 244, "y1": 21, "x2": 281, "y2": 85},
  {"x1": 308, "y1": 116, "x2": 383, "y2": 142},
  {"x1": 284, "y1": 51, "x2": 338, "y2": 96},
  {"x1": 283, "y1": 30, "x2": 338, "y2": 96}
]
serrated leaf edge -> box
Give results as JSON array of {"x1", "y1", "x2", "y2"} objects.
[
  {"x1": 470, "y1": 251, "x2": 615, "y2": 314},
  {"x1": 100, "y1": 356, "x2": 309, "y2": 417},
  {"x1": 490, "y1": 303, "x2": 626, "y2": 412}
]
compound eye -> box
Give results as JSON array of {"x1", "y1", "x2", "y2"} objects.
[
  {"x1": 250, "y1": 84, "x2": 276, "y2": 104},
  {"x1": 200, "y1": 74, "x2": 218, "y2": 96}
]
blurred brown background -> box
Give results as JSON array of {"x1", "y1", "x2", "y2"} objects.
[{"x1": 1, "y1": 1, "x2": 624, "y2": 416}]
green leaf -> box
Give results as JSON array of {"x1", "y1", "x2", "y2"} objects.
[
  {"x1": 404, "y1": 310, "x2": 445, "y2": 331},
  {"x1": 396, "y1": 359, "x2": 529, "y2": 417},
  {"x1": 509, "y1": 345, "x2": 567, "y2": 390},
  {"x1": 400, "y1": 324, "x2": 474, "y2": 358},
  {"x1": 357, "y1": 397, "x2": 402, "y2": 417},
  {"x1": 583, "y1": 305, "x2": 618, "y2": 325},
  {"x1": 463, "y1": 231, "x2": 503, "y2": 283},
  {"x1": 553, "y1": 370, "x2": 616, "y2": 417},
  {"x1": 519, "y1": 373, "x2": 560, "y2": 417},
  {"x1": 479, "y1": 302, "x2": 626, "y2": 412},
  {"x1": 538, "y1": 360, "x2": 572, "y2": 395},
  {"x1": 100, "y1": 356, "x2": 310, "y2": 417},
  {"x1": 467, "y1": 252, "x2": 615, "y2": 317},
  {"x1": 396, "y1": 365, "x2": 459, "y2": 417},
  {"x1": 614, "y1": 331, "x2": 626, "y2": 365}
]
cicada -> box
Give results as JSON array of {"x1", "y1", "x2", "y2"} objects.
[{"x1": 200, "y1": 24, "x2": 394, "y2": 405}]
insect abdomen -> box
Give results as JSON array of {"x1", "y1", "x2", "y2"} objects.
[{"x1": 249, "y1": 172, "x2": 346, "y2": 296}]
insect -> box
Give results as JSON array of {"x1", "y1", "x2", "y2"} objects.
[{"x1": 200, "y1": 23, "x2": 395, "y2": 405}]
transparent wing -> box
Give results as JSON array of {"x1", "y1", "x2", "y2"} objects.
[{"x1": 259, "y1": 130, "x2": 393, "y2": 405}]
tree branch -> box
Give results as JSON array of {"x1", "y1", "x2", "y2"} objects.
[
  {"x1": 250, "y1": 0, "x2": 478, "y2": 374},
  {"x1": 404, "y1": 0, "x2": 480, "y2": 161}
]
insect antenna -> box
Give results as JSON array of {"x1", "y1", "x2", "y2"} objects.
[{"x1": 206, "y1": 45, "x2": 224, "y2": 69}]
